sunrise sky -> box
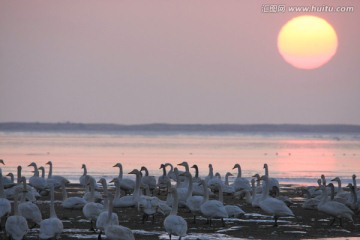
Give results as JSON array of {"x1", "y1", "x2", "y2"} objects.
[{"x1": 1, "y1": 1, "x2": 359, "y2": 125}]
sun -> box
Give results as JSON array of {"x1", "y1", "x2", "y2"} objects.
[{"x1": 277, "y1": 15, "x2": 338, "y2": 70}]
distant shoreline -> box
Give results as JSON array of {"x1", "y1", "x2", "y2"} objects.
[{"x1": 1, "y1": 122, "x2": 360, "y2": 134}]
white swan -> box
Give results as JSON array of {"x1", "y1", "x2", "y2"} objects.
[
  {"x1": 200, "y1": 179, "x2": 228, "y2": 226},
  {"x1": 0, "y1": 168, "x2": 11, "y2": 232},
  {"x1": 259, "y1": 175, "x2": 294, "y2": 227},
  {"x1": 39, "y1": 183, "x2": 64, "y2": 239},
  {"x1": 28, "y1": 162, "x2": 48, "y2": 191},
  {"x1": 317, "y1": 184, "x2": 354, "y2": 227},
  {"x1": 263, "y1": 163, "x2": 279, "y2": 191},
  {"x1": 232, "y1": 163, "x2": 251, "y2": 191},
  {"x1": 113, "y1": 163, "x2": 135, "y2": 194},
  {"x1": 140, "y1": 166, "x2": 157, "y2": 193},
  {"x1": 164, "y1": 187, "x2": 188, "y2": 240},
  {"x1": 331, "y1": 176, "x2": 350, "y2": 200},
  {"x1": 181, "y1": 172, "x2": 203, "y2": 223},
  {"x1": 46, "y1": 161, "x2": 69, "y2": 188},
  {"x1": 204, "y1": 164, "x2": 214, "y2": 184},
  {"x1": 110, "y1": 178, "x2": 137, "y2": 208},
  {"x1": 301, "y1": 189, "x2": 320, "y2": 210},
  {"x1": 18, "y1": 177, "x2": 42, "y2": 228},
  {"x1": 96, "y1": 178, "x2": 119, "y2": 239},
  {"x1": 222, "y1": 172, "x2": 235, "y2": 195},
  {"x1": 5, "y1": 188, "x2": 28, "y2": 240},
  {"x1": 79, "y1": 164, "x2": 96, "y2": 189},
  {"x1": 82, "y1": 176, "x2": 104, "y2": 231},
  {"x1": 158, "y1": 163, "x2": 171, "y2": 194},
  {"x1": 104, "y1": 194, "x2": 135, "y2": 240},
  {"x1": 190, "y1": 164, "x2": 202, "y2": 183},
  {"x1": 61, "y1": 180, "x2": 87, "y2": 209}
]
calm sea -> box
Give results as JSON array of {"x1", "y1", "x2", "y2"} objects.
[{"x1": 1, "y1": 123, "x2": 360, "y2": 186}]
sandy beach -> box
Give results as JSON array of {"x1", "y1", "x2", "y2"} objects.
[{"x1": 4, "y1": 183, "x2": 359, "y2": 240}]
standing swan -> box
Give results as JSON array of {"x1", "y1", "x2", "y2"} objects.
[
  {"x1": 259, "y1": 175, "x2": 294, "y2": 227},
  {"x1": 5, "y1": 188, "x2": 29, "y2": 240},
  {"x1": 46, "y1": 161, "x2": 70, "y2": 188},
  {"x1": 39, "y1": 183, "x2": 64, "y2": 239},
  {"x1": 232, "y1": 164, "x2": 251, "y2": 191},
  {"x1": 164, "y1": 187, "x2": 188, "y2": 240}
]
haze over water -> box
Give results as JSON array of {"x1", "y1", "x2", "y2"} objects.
[{"x1": 1, "y1": 123, "x2": 360, "y2": 186}]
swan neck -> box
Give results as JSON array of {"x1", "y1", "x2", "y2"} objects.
[
  {"x1": 62, "y1": 183, "x2": 68, "y2": 200},
  {"x1": 114, "y1": 180, "x2": 121, "y2": 199},
  {"x1": 107, "y1": 197, "x2": 113, "y2": 224},
  {"x1": 83, "y1": 165, "x2": 87, "y2": 176},
  {"x1": 17, "y1": 166, "x2": 22, "y2": 184},
  {"x1": 261, "y1": 177, "x2": 270, "y2": 200},
  {"x1": 162, "y1": 166, "x2": 166, "y2": 176},
  {"x1": 185, "y1": 174, "x2": 193, "y2": 200},
  {"x1": 237, "y1": 166, "x2": 241, "y2": 178},
  {"x1": 14, "y1": 191, "x2": 20, "y2": 216},
  {"x1": 118, "y1": 165, "x2": 123, "y2": 179},
  {"x1": 134, "y1": 172, "x2": 141, "y2": 198},
  {"x1": 0, "y1": 169, "x2": 4, "y2": 198},
  {"x1": 50, "y1": 185, "x2": 57, "y2": 218},
  {"x1": 194, "y1": 166, "x2": 199, "y2": 178},
  {"x1": 202, "y1": 182, "x2": 209, "y2": 203},
  {"x1": 184, "y1": 163, "x2": 189, "y2": 172},
  {"x1": 264, "y1": 165, "x2": 269, "y2": 177},
  {"x1": 48, "y1": 162, "x2": 53, "y2": 178},
  {"x1": 170, "y1": 190, "x2": 179, "y2": 215},
  {"x1": 218, "y1": 184, "x2": 224, "y2": 203},
  {"x1": 225, "y1": 174, "x2": 230, "y2": 185}
]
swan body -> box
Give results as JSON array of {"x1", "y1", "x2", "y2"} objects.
[
  {"x1": 181, "y1": 172, "x2": 203, "y2": 223},
  {"x1": 140, "y1": 166, "x2": 157, "y2": 193},
  {"x1": 60, "y1": 181, "x2": 87, "y2": 209},
  {"x1": 164, "y1": 188, "x2": 187, "y2": 240},
  {"x1": 157, "y1": 163, "x2": 171, "y2": 193}
]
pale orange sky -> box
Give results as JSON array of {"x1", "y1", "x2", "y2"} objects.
[{"x1": 0, "y1": 0, "x2": 359, "y2": 124}]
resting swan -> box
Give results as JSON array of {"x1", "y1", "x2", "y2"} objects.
[
  {"x1": 164, "y1": 187, "x2": 187, "y2": 240},
  {"x1": 259, "y1": 175, "x2": 294, "y2": 227},
  {"x1": 39, "y1": 184, "x2": 63, "y2": 239},
  {"x1": 181, "y1": 172, "x2": 203, "y2": 223},
  {"x1": 5, "y1": 188, "x2": 29, "y2": 240},
  {"x1": 216, "y1": 183, "x2": 245, "y2": 218},
  {"x1": 61, "y1": 180, "x2": 87, "y2": 210}
]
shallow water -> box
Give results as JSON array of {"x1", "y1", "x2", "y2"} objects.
[{"x1": 1, "y1": 130, "x2": 360, "y2": 186}]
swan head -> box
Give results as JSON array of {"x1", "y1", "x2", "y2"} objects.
[
  {"x1": 208, "y1": 164, "x2": 213, "y2": 169},
  {"x1": 128, "y1": 169, "x2": 140, "y2": 175},
  {"x1": 159, "y1": 164, "x2": 165, "y2": 169},
  {"x1": 178, "y1": 161, "x2": 188, "y2": 167},
  {"x1": 215, "y1": 172, "x2": 221, "y2": 179},
  {"x1": 113, "y1": 163, "x2": 122, "y2": 168},
  {"x1": 191, "y1": 164, "x2": 198, "y2": 169},
  {"x1": 140, "y1": 166, "x2": 147, "y2": 171},
  {"x1": 28, "y1": 162, "x2": 37, "y2": 168},
  {"x1": 263, "y1": 163, "x2": 268, "y2": 169},
  {"x1": 97, "y1": 178, "x2": 107, "y2": 185},
  {"x1": 232, "y1": 163, "x2": 240, "y2": 169},
  {"x1": 252, "y1": 173, "x2": 260, "y2": 180},
  {"x1": 81, "y1": 164, "x2": 86, "y2": 169},
  {"x1": 225, "y1": 172, "x2": 233, "y2": 177},
  {"x1": 38, "y1": 166, "x2": 45, "y2": 171},
  {"x1": 353, "y1": 174, "x2": 357, "y2": 180},
  {"x1": 0, "y1": 159, "x2": 4, "y2": 165},
  {"x1": 45, "y1": 161, "x2": 52, "y2": 165},
  {"x1": 109, "y1": 178, "x2": 119, "y2": 185},
  {"x1": 331, "y1": 177, "x2": 340, "y2": 182}
]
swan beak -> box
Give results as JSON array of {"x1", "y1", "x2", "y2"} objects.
[
  {"x1": 45, "y1": 161, "x2": 50, "y2": 165},
  {"x1": 128, "y1": 169, "x2": 137, "y2": 174},
  {"x1": 191, "y1": 165, "x2": 195, "y2": 168},
  {"x1": 0, "y1": 159, "x2": 5, "y2": 165}
]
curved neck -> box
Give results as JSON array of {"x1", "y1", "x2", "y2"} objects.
[
  {"x1": 236, "y1": 165, "x2": 241, "y2": 178},
  {"x1": 142, "y1": 168, "x2": 149, "y2": 176},
  {"x1": 193, "y1": 165, "x2": 199, "y2": 178},
  {"x1": 83, "y1": 165, "x2": 87, "y2": 176},
  {"x1": 161, "y1": 165, "x2": 166, "y2": 176},
  {"x1": 118, "y1": 165, "x2": 123, "y2": 179}
]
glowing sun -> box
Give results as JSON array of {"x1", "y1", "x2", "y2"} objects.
[{"x1": 277, "y1": 15, "x2": 338, "y2": 70}]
